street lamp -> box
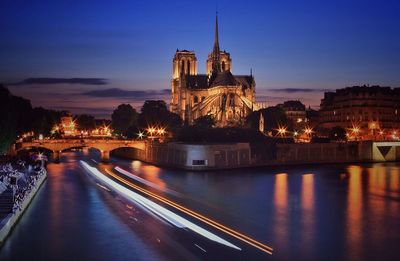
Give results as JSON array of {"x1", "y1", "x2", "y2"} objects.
[
  {"x1": 304, "y1": 127, "x2": 313, "y2": 135},
  {"x1": 137, "y1": 131, "x2": 144, "y2": 139},
  {"x1": 277, "y1": 126, "x2": 287, "y2": 137}
]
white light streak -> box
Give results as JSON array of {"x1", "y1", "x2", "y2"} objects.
[
  {"x1": 115, "y1": 166, "x2": 180, "y2": 197},
  {"x1": 80, "y1": 160, "x2": 241, "y2": 251}
]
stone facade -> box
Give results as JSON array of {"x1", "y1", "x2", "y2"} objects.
[
  {"x1": 319, "y1": 86, "x2": 400, "y2": 132},
  {"x1": 170, "y1": 15, "x2": 258, "y2": 127},
  {"x1": 278, "y1": 100, "x2": 308, "y2": 129}
]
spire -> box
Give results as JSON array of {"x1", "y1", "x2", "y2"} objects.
[
  {"x1": 213, "y1": 12, "x2": 220, "y2": 54},
  {"x1": 211, "y1": 12, "x2": 221, "y2": 73}
]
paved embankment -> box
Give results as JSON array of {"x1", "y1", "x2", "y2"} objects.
[{"x1": 0, "y1": 170, "x2": 47, "y2": 245}]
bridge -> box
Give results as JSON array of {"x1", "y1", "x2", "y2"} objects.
[{"x1": 13, "y1": 139, "x2": 146, "y2": 163}]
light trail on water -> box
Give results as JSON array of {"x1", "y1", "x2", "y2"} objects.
[
  {"x1": 80, "y1": 160, "x2": 242, "y2": 251},
  {"x1": 103, "y1": 165, "x2": 274, "y2": 255}
]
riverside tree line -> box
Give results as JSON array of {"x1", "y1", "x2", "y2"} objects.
[{"x1": 0, "y1": 84, "x2": 348, "y2": 154}]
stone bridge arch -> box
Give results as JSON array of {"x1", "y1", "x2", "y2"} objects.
[{"x1": 15, "y1": 139, "x2": 146, "y2": 163}]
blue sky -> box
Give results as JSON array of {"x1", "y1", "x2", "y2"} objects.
[{"x1": 1, "y1": 0, "x2": 399, "y2": 117}]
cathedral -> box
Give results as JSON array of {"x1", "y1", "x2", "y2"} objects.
[{"x1": 170, "y1": 15, "x2": 258, "y2": 127}]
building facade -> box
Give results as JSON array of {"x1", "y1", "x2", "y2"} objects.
[
  {"x1": 170, "y1": 15, "x2": 258, "y2": 127},
  {"x1": 278, "y1": 100, "x2": 308, "y2": 129},
  {"x1": 319, "y1": 86, "x2": 400, "y2": 135}
]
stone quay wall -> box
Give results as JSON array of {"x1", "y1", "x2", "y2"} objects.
[
  {"x1": 0, "y1": 170, "x2": 47, "y2": 245},
  {"x1": 112, "y1": 141, "x2": 400, "y2": 170}
]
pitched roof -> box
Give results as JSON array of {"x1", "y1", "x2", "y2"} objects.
[
  {"x1": 209, "y1": 71, "x2": 238, "y2": 87},
  {"x1": 184, "y1": 74, "x2": 208, "y2": 89},
  {"x1": 234, "y1": 75, "x2": 254, "y2": 88}
]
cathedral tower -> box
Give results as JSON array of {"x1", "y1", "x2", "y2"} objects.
[
  {"x1": 172, "y1": 50, "x2": 197, "y2": 79},
  {"x1": 206, "y1": 14, "x2": 232, "y2": 75}
]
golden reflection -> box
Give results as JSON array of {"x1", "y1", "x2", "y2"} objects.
[
  {"x1": 390, "y1": 167, "x2": 399, "y2": 192},
  {"x1": 301, "y1": 174, "x2": 314, "y2": 210},
  {"x1": 368, "y1": 163, "x2": 388, "y2": 196},
  {"x1": 274, "y1": 173, "x2": 288, "y2": 208},
  {"x1": 300, "y1": 173, "x2": 315, "y2": 256},
  {"x1": 389, "y1": 167, "x2": 400, "y2": 220},
  {"x1": 346, "y1": 165, "x2": 363, "y2": 258},
  {"x1": 141, "y1": 165, "x2": 166, "y2": 189},
  {"x1": 131, "y1": 160, "x2": 142, "y2": 172},
  {"x1": 273, "y1": 173, "x2": 289, "y2": 248}
]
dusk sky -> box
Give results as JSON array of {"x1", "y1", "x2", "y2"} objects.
[{"x1": 1, "y1": 0, "x2": 399, "y2": 118}]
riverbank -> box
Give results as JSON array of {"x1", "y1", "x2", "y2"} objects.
[
  {"x1": 0, "y1": 166, "x2": 47, "y2": 246},
  {"x1": 112, "y1": 141, "x2": 400, "y2": 170}
]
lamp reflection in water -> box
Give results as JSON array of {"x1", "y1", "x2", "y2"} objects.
[
  {"x1": 273, "y1": 173, "x2": 289, "y2": 247},
  {"x1": 131, "y1": 160, "x2": 142, "y2": 173},
  {"x1": 389, "y1": 167, "x2": 400, "y2": 218},
  {"x1": 141, "y1": 165, "x2": 166, "y2": 190},
  {"x1": 346, "y1": 165, "x2": 363, "y2": 259},
  {"x1": 301, "y1": 173, "x2": 315, "y2": 256},
  {"x1": 367, "y1": 164, "x2": 400, "y2": 249}
]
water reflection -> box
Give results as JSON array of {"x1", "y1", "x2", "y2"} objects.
[
  {"x1": 131, "y1": 160, "x2": 142, "y2": 173},
  {"x1": 301, "y1": 174, "x2": 314, "y2": 210},
  {"x1": 2, "y1": 151, "x2": 400, "y2": 260},
  {"x1": 274, "y1": 173, "x2": 288, "y2": 208},
  {"x1": 346, "y1": 165, "x2": 363, "y2": 260},
  {"x1": 140, "y1": 165, "x2": 166, "y2": 189},
  {"x1": 301, "y1": 174, "x2": 315, "y2": 256},
  {"x1": 273, "y1": 173, "x2": 289, "y2": 248}
]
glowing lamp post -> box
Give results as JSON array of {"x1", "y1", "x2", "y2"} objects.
[{"x1": 277, "y1": 126, "x2": 287, "y2": 138}]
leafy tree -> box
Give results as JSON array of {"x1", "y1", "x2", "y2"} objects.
[
  {"x1": 75, "y1": 114, "x2": 96, "y2": 130},
  {"x1": 111, "y1": 104, "x2": 138, "y2": 135},
  {"x1": 329, "y1": 126, "x2": 347, "y2": 141},
  {"x1": 0, "y1": 85, "x2": 33, "y2": 153},
  {"x1": 193, "y1": 115, "x2": 215, "y2": 129},
  {"x1": 138, "y1": 100, "x2": 182, "y2": 133},
  {"x1": 124, "y1": 125, "x2": 140, "y2": 139},
  {"x1": 30, "y1": 107, "x2": 63, "y2": 136}
]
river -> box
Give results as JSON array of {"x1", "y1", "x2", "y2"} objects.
[{"x1": 0, "y1": 150, "x2": 399, "y2": 260}]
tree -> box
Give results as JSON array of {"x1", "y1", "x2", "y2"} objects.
[
  {"x1": 30, "y1": 107, "x2": 63, "y2": 136},
  {"x1": 193, "y1": 115, "x2": 215, "y2": 129},
  {"x1": 75, "y1": 114, "x2": 96, "y2": 130},
  {"x1": 138, "y1": 100, "x2": 182, "y2": 133},
  {"x1": 0, "y1": 85, "x2": 33, "y2": 153},
  {"x1": 111, "y1": 104, "x2": 138, "y2": 135},
  {"x1": 329, "y1": 126, "x2": 347, "y2": 141}
]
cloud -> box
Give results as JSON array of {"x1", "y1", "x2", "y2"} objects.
[
  {"x1": 11, "y1": 77, "x2": 108, "y2": 85},
  {"x1": 268, "y1": 88, "x2": 330, "y2": 93},
  {"x1": 81, "y1": 88, "x2": 170, "y2": 99}
]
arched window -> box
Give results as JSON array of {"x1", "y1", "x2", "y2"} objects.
[
  {"x1": 194, "y1": 96, "x2": 198, "y2": 103},
  {"x1": 201, "y1": 96, "x2": 206, "y2": 102},
  {"x1": 228, "y1": 111, "x2": 233, "y2": 120},
  {"x1": 221, "y1": 61, "x2": 225, "y2": 71},
  {"x1": 187, "y1": 60, "x2": 191, "y2": 74},
  {"x1": 229, "y1": 93, "x2": 235, "y2": 106},
  {"x1": 181, "y1": 60, "x2": 185, "y2": 75}
]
